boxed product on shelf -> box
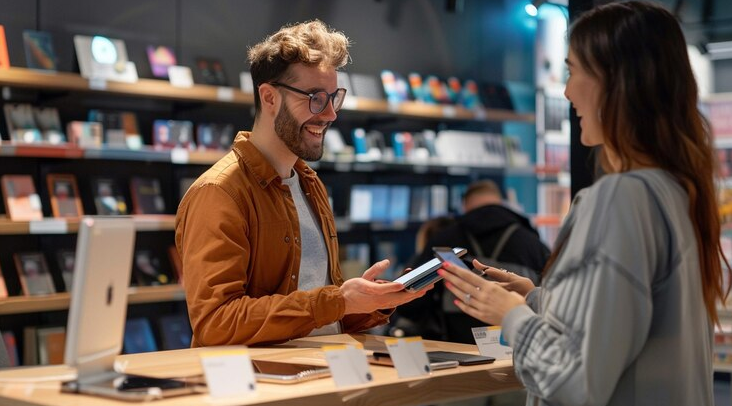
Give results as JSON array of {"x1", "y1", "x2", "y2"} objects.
[
  {"x1": 196, "y1": 123, "x2": 234, "y2": 151},
  {"x1": 130, "y1": 177, "x2": 166, "y2": 215},
  {"x1": 380, "y1": 70, "x2": 411, "y2": 104},
  {"x1": 3, "y1": 103, "x2": 42, "y2": 143},
  {"x1": 23, "y1": 30, "x2": 57, "y2": 71},
  {"x1": 88, "y1": 109, "x2": 141, "y2": 148},
  {"x1": 158, "y1": 313, "x2": 192, "y2": 350},
  {"x1": 153, "y1": 119, "x2": 195, "y2": 150},
  {"x1": 13, "y1": 252, "x2": 56, "y2": 296},
  {"x1": 1, "y1": 174, "x2": 43, "y2": 221},
  {"x1": 91, "y1": 177, "x2": 128, "y2": 215},
  {"x1": 67, "y1": 121, "x2": 102, "y2": 148},
  {"x1": 146, "y1": 45, "x2": 176, "y2": 79},
  {"x1": 123, "y1": 318, "x2": 158, "y2": 354},
  {"x1": 349, "y1": 73, "x2": 384, "y2": 100},
  {"x1": 47, "y1": 173, "x2": 84, "y2": 218}
]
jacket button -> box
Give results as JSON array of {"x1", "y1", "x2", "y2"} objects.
[
  {"x1": 284, "y1": 236, "x2": 290, "y2": 243},
  {"x1": 291, "y1": 274, "x2": 296, "y2": 280},
  {"x1": 259, "y1": 180, "x2": 266, "y2": 186}
]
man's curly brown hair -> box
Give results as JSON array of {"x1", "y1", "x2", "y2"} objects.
[{"x1": 247, "y1": 20, "x2": 350, "y2": 115}]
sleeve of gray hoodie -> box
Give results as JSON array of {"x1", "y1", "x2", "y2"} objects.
[
  {"x1": 501, "y1": 174, "x2": 665, "y2": 406},
  {"x1": 0, "y1": 334, "x2": 9, "y2": 367}
]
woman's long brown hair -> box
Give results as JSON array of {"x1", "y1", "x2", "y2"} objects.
[{"x1": 562, "y1": 1, "x2": 729, "y2": 324}]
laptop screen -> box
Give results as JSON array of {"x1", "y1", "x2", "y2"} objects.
[{"x1": 64, "y1": 217, "x2": 135, "y2": 380}]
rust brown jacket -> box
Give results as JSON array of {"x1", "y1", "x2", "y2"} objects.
[{"x1": 175, "y1": 132, "x2": 390, "y2": 346}]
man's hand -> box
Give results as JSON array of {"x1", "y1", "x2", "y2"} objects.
[{"x1": 340, "y1": 259, "x2": 431, "y2": 315}]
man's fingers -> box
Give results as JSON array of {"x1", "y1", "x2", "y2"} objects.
[{"x1": 362, "y1": 259, "x2": 390, "y2": 280}]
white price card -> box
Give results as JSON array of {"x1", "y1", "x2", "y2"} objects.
[
  {"x1": 88, "y1": 77, "x2": 107, "y2": 90},
  {"x1": 170, "y1": 147, "x2": 189, "y2": 164},
  {"x1": 472, "y1": 326, "x2": 513, "y2": 360},
  {"x1": 29, "y1": 219, "x2": 68, "y2": 234},
  {"x1": 168, "y1": 66, "x2": 194, "y2": 88},
  {"x1": 216, "y1": 87, "x2": 235, "y2": 102},
  {"x1": 441, "y1": 105, "x2": 457, "y2": 118},
  {"x1": 385, "y1": 337, "x2": 431, "y2": 378},
  {"x1": 341, "y1": 96, "x2": 358, "y2": 110},
  {"x1": 200, "y1": 348, "x2": 256, "y2": 399},
  {"x1": 323, "y1": 344, "x2": 372, "y2": 387},
  {"x1": 473, "y1": 108, "x2": 487, "y2": 121}
]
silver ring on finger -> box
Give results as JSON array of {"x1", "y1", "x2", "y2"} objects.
[{"x1": 464, "y1": 293, "x2": 471, "y2": 305}]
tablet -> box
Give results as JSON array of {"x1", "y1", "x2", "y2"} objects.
[
  {"x1": 368, "y1": 352, "x2": 459, "y2": 371},
  {"x1": 251, "y1": 360, "x2": 331, "y2": 384},
  {"x1": 393, "y1": 247, "x2": 466, "y2": 292}
]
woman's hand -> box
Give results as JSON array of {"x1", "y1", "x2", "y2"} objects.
[
  {"x1": 438, "y1": 261, "x2": 525, "y2": 326},
  {"x1": 473, "y1": 259, "x2": 536, "y2": 297}
]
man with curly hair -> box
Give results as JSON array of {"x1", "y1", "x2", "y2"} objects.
[{"x1": 176, "y1": 20, "x2": 428, "y2": 347}]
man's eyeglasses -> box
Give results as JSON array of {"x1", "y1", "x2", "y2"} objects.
[{"x1": 269, "y1": 82, "x2": 347, "y2": 114}]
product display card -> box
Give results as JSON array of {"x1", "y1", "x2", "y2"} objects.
[
  {"x1": 472, "y1": 326, "x2": 513, "y2": 360},
  {"x1": 384, "y1": 337, "x2": 431, "y2": 378},
  {"x1": 168, "y1": 65, "x2": 193, "y2": 88},
  {"x1": 200, "y1": 348, "x2": 256, "y2": 399},
  {"x1": 323, "y1": 344, "x2": 372, "y2": 387}
]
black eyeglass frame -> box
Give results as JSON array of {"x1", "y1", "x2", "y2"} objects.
[{"x1": 269, "y1": 82, "x2": 347, "y2": 114}]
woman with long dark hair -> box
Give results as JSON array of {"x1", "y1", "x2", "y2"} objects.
[{"x1": 439, "y1": 2, "x2": 729, "y2": 404}]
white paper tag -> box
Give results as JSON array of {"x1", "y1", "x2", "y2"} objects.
[
  {"x1": 216, "y1": 87, "x2": 235, "y2": 102},
  {"x1": 472, "y1": 326, "x2": 513, "y2": 360},
  {"x1": 168, "y1": 66, "x2": 194, "y2": 88},
  {"x1": 29, "y1": 219, "x2": 68, "y2": 234},
  {"x1": 442, "y1": 105, "x2": 457, "y2": 118},
  {"x1": 200, "y1": 348, "x2": 256, "y2": 399},
  {"x1": 342, "y1": 97, "x2": 358, "y2": 110},
  {"x1": 473, "y1": 108, "x2": 487, "y2": 121},
  {"x1": 89, "y1": 77, "x2": 107, "y2": 90},
  {"x1": 28, "y1": 194, "x2": 42, "y2": 210},
  {"x1": 385, "y1": 337, "x2": 431, "y2": 378},
  {"x1": 323, "y1": 344, "x2": 372, "y2": 387},
  {"x1": 170, "y1": 148, "x2": 189, "y2": 164},
  {"x1": 239, "y1": 72, "x2": 254, "y2": 93}
]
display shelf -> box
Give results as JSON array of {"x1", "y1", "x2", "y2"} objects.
[
  {"x1": 0, "y1": 215, "x2": 176, "y2": 235},
  {"x1": 0, "y1": 284, "x2": 185, "y2": 316},
  {"x1": 0, "y1": 142, "x2": 531, "y2": 175},
  {"x1": 0, "y1": 67, "x2": 534, "y2": 124},
  {"x1": 0, "y1": 67, "x2": 254, "y2": 105}
]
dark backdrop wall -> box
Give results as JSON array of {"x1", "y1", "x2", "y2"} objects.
[{"x1": 0, "y1": 0, "x2": 536, "y2": 87}]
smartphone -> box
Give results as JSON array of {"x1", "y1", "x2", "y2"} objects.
[
  {"x1": 368, "y1": 352, "x2": 459, "y2": 371},
  {"x1": 61, "y1": 374, "x2": 204, "y2": 401},
  {"x1": 432, "y1": 246, "x2": 472, "y2": 271},
  {"x1": 393, "y1": 247, "x2": 467, "y2": 292},
  {"x1": 427, "y1": 351, "x2": 495, "y2": 365},
  {"x1": 251, "y1": 360, "x2": 331, "y2": 384}
]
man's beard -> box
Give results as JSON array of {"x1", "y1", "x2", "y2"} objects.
[{"x1": 274, "y1": 101, "x2": 329, "y2": 162}]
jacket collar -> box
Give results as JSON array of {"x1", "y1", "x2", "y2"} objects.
[{"x1": 232, "y1": 131, "x2": 318, "y2": 188}]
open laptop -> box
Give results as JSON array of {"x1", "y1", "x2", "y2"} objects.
[{"x1": 61, "y1": 216, "x2": 201, "y2": 401}]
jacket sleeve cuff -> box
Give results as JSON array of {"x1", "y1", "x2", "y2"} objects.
[
  {"x1": 311, "y1": 285, "x2": 346, "y2": 327},
  {"x1": 501, "y1": 304, "x2": 535, "y2": 347}
]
